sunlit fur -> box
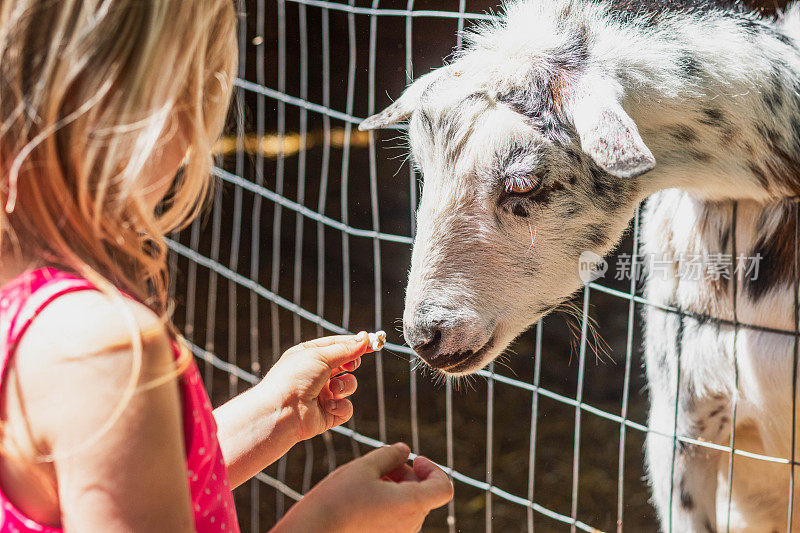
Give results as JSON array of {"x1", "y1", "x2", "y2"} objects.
[{"x1": 363, "y1": 0, "x2": 800, "y2": 530}]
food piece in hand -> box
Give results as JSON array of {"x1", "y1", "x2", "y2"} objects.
[{"x1": 368, "y1": 330, "x2": 386, "y2": 351}]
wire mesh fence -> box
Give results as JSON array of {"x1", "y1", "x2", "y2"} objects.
[{"x1": 165, "y1": 0, "x2": 799, "y2": 531}]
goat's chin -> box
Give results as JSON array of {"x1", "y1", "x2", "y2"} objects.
[
  {"x1": 432, "y1": 314, "x2": 547, "y2": 376},
  {"x1": 435, "y1": 345, "x2": 499, "y2": 376},
  {"x1": 432, "y1": 327, "x2": 516, "y2": 376}
]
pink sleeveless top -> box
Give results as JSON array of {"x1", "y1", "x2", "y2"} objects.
[{"x1": 0, "y1": 268, "x2": 239, "y2": 533}]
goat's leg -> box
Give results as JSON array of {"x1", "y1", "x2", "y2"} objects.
[
  {"x1": 645, "y1": 313, "x2": 732, "y2": 532},
  {"x1": 645, "y1": 383, "x2": 726, "y2": 532}
]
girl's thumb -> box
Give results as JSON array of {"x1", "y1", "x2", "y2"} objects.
[{"x1": 363, "y1": 442, "x2": 411, "y2": 476}]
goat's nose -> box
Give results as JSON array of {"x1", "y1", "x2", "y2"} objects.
[
  {"x1": 404, "y1": 300, "x2": 490, "y2": 372},
  {"x1": 404, "y1": 304, "x2": 460, "y2": 367},
  {"x1": 411, "y1": 328, "x2": 443, "y2": 363}
]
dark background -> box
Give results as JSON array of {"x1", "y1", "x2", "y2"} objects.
[{"x1": 169, "y1": 0, "x2": 790, "y2": 531}]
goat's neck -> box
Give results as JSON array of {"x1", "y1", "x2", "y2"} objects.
[{"x1": 607, "y1": 13, "x2": 800, "y2": 203}]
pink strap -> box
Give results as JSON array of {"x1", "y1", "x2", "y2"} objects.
[{"x1": 0, "y1": 268, "x2": 96, "y2": 387}]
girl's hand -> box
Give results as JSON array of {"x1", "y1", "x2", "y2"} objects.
[
  {"x1": 215, "y1": 332, "x2": 373, "y2": 488},
  {"x1": 274, "y1": 443, "x2": 454, "y2": 533},
  {"x1": 263, "y1": 332, "x2": 372, "y2": 443}
]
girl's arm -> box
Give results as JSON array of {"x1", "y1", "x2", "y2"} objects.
[
  {"x1": 9, "y1": 292, "x2": 194, "y2": 532},
  {"x1": 214, "y1": 334, "x2": 370, "y2": 489},
  {"x1": 212, "y1": 382, "x2": 296, "y2": 489}
]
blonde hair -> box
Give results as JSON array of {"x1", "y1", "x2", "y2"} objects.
[
  {"x1": 0, "y1": 1, "x2": 237, "y2": 460},
  {"x1": 0, "y1": 0, "x2": 237, "y2": 315}
]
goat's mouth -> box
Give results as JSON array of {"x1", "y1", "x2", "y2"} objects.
[{"x1": 431, "y1": 336, "x2": 497, "y2": 375}]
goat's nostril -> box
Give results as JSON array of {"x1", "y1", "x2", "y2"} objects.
[{"x1": 413, "y1": 328, "x2": 442, "y2": 358}]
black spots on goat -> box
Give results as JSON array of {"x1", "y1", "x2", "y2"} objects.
[
  {"x1": 719, "y1": 124, "x2": 740, "y2": 147},
  {"x1": 564, "y1": 147, "x2": 583, "y2": 166},
  {"x1": 524, "y1": 179, "x2": 565, "y2": 209},
  {"x1": 762, "y1": 141, "x2": 800, "y2": 195},
  {"x1": 747, "y1": 162, "x2": 769, "y2": 189},
  {"x1": 581, "y1": 223, "x2": 612, "y2": 248},
  {"x1": 678, "y1": 52, "x2": 702, "y2": 79},
  {"x1": 666, "y1": 124, "x2": 698, "y2": 144},
  {"x1": 418, "y1": 109, "x2": 435, "y2": 137},
  {"x1": 497, "y1": 85, "x2": 568, "y2": 143},
  {"x1": 607, "y1": 0, "x2": 744, "y2": 20},
  {"x1": 790, "y1": 116, "x2": 800, "y2": 144},
  {"x1": 679, "y1": 482, "x2": 695, "y2": 511},
  {"x1": 737, "y1": 16, "x2": 763, "y2": 35},
  {"x1": 552, "y1": 26, "x2": 590, "y2": 73},
  {"x1": 767, "y1": 127, "x2": 784, "y2": 149},
  {"x1": 765, "y1": 27, "x2": 798, "y2": 51},
  {"x1": 511, "y1": 204, "x2": 529, "y2": 218},
  {"x1": 498, "y1": 87, "x2": 535, "y2": 118},
  {"x1": 763, "y1": 85, "x2": 784, "y2": 114},
  {"x1": 717, "y1": 415, "x2": 730, "y2": 434},
  {"x1": 745, "y1": 202, "x2": 799, "y2": 301},
  {"x1": 590, "y1": 166, "x2": 613, "y2": 196},
  {"x1": 588, "y1": 164, "x2": 630, "y2": 211},
  {"x1": 776, "y1": 32, "x2": 796, "y2": 49},
  {"x1": 493, "y1": 144, "x2": 529, "y2": 177},
  {"x1": 699, "y1": 107, "x2": 727, "y2": 128},
  {"x1": 690, "y1": 150, "x2": 712, "y2": 163},
  {"x1": 755, "y1": 122, "x2": 786, "y2": 161}
]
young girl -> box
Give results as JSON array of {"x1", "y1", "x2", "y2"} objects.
[{"x1": 0, "y1": 1, "x2": 453, "y2": 532}]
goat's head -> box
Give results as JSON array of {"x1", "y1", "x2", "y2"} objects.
[{"x1": 361, "y1": 9, "x2": 656, "y2": 375}]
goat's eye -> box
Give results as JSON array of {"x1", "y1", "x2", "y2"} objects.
[{"x1": 505, "y1": 174, "x2": 541, "y2": 196}]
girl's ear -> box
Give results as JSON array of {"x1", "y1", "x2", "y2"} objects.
[
  {"x1": 567, "y1": 76, "x2": 655, "y2": 179},
  {"x1": 359, "y1": 66, "x2": 452, "y2": 131}
]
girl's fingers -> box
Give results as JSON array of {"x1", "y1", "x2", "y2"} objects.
[
  {"x1": 360, "y1": 442, "x2": 411, "y2": 477},
  {"x1": 324, "y1": 398, "x2": 353, "y2": 427},
  {"x1": 329, "y1": 373, "x2": 357, "y2": 399},
  {"x1": 343, "y1": 356, "x2": 362, "y2": 372},
  {"x1": 412, "y1": 456, "x2": 440, "y2": 480},
  {"x1": 312, "y1": 333, "x2": 371, "y2": 370},
  {"x1": 410, "y1": 456, "x2": 454, "y2": 509},
  {"x1": 384, "y1": 463, "x2": 419, "y2": 483},
  {"x1": 331, "y1": 356, "x2": 361, "y2": 377},
  {"x1": 284, "y1": 334, "x2": 362, "y2": 356}
]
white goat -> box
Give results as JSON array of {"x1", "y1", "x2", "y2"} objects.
[{"x1": 361, "y1": 1, "x2": 800, "y2": 531}]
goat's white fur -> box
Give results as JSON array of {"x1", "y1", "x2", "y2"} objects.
[{"x1": 363, "y1": 0, "x2": 800, "y2": 530}]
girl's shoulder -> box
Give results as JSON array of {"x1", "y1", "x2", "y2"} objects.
[
  {"x1": 3, "y1": 267, "x2": 177, "y2": 445},
  {"x1": 0, "y1": 270, "x2": 187, "y2": 528},
  {"x1": 0, "y1": 268, "x2": 167, "y2": 359},
  {"x1": 5, "y1": 269, "x2": 174, "y2": 393},
  {"x1": 14, "y1": 285, "x2": 169, "y2": 366}
]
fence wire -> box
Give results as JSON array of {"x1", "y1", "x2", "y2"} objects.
[{"x1": 165, "y1": 1, "x2": 800, "y2": 531}]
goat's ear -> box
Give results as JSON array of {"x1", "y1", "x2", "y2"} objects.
[
  {"x1": 359, "y1": 67, "x2": 448, "y2": 131},
  {"x1": 570, "y1": 93, "x2": 655, "y2": 179}
]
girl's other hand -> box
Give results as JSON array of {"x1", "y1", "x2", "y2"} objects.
[
  {"x1": 262, "y1": 332, "x2": 372, "y2": 443},
  {"x1": 274, "y1": 443, "x2": 454, "y2": 533}
]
